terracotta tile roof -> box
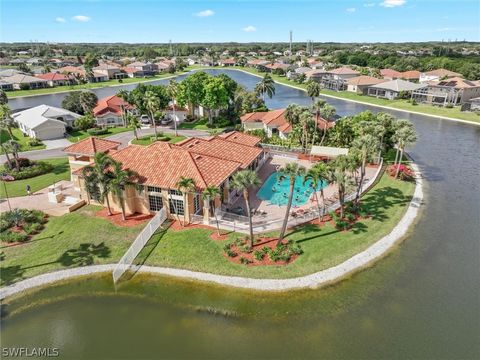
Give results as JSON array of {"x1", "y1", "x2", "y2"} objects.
[
  {"x1": 400, "y1": 70, "x2": 421, "y2": 80},
  {"x1": 278, "y1": 122, "x2": 292, "y2": 133},
  {"x1": 425, "y1": 68, "x2": 462, "y2": 78},
  {"x1": 63, "y1": 137, "x2": 121, "y2": 156},
  {"x1": 435, "y1": 77, "x2": 480, "y2": 89},
  {"x1": 220, "y1": 58, "x2": 236, "y2": 65},
  {"x1": 109, "y1": 141, "x2": 242, "y2": 190},
  {"x1": 329, "y1": 66, "x2": 360, "y2": 75},
  {"x1": 93, "y1": 95, "x2": 134, "y2": 117},
  {"x1": 57, "y1": 66, "x2": 85, "y2": 75},
  {"x1": 218, "y1": 131, "x2": 261, "y2": 146},
  {"x1": 241, "y1": 109, "x2": 288, "y2": 128},
  {"x1": 346, "y1": 75, "x2": 386, "y2": 86},
  {"x1": 177, "y1": 136, "x2": 262, "y2": 169},
  {"x1": 265, "y1": 63, "x2": 289, "y2": 70},
  {"x1": 380, "y1": 68, "x2": 402, "y2": 79},
  {"x1": 36, "y1": 72, "x2": 71, "y2": 81},
  {"x1": 122, "y1": 67, "x2": 143, "y2": 74}
]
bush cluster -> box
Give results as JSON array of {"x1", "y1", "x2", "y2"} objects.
[
  {"x1": 2, "y1": 160, "x2": 54, "y2": 180},
  {"x1": 0, "y1": 209, "x2": 47, "y2": 243},
  {"x1": 87, "y1": 128, "x2": 109, "y2": 136}
]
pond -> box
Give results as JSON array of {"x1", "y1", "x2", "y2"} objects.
[{"x1": 2, "y1": 69, "x2": 479, "y2": 359}]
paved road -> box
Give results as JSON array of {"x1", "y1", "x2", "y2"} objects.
[{"x1": 0, "y1": 126, "x2": 210, "y2": 162}]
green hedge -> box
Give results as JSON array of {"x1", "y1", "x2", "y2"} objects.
[
  {"x1": 87, "y1": 128, "x2": 109, "y2": 136},
  {"x1": 3, "y1": 161, "x2": 54, "y2": 180}
]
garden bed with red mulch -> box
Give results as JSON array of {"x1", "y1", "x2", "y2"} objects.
[{"x1": 95, "y1": 208, "x2": 153, "y2": 227}]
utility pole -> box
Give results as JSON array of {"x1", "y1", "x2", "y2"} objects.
[{"x1": 289, "y1": 30, "x2": 293, "y2": 57}]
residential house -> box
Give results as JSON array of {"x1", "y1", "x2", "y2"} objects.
[
  {"x1": 165, "y1": 104, "x2": 188, "y2": 123},
  {"x1": 0, "y1": 80, "x2": 14, "y2": 91},
  {"x1": 93, "y1": 95, "x2": 135, "y2": 127},
  {"x1": 36, "y1": 72, "x2": 73, "y2": 87},
  {"x1": 126, "y1": 61, "x2": 157, "y2": 76},
  {"x1": 469, "y1": 97, "x2": 480, "y2": 111},
  {"x1": 419, "y1": 68, "x2": 463, "y2": 83},
  {"x1": 411, "y1": 77, "x2": 480, "y2": 105},
  {"x1": 367, "y1": 79, "x2": 426, "y2": 100},
  {"x1": 3, "y1": 74, "x2": 48, "y2": 90},
  {"x1": 122, "y1": 67, "x2": 145, "y2": 78},
  {"x1": 66, "y1": 132, "x2": 265, "y2": 224},
  {"x1": 346, "y1": 76, "x2": 386, "y2": 94},
  {"x1": 380, "y1": 68, "x2": 402, "y2": 80},
  {"x1": 12, "y1": 105, "x2": 80, "y2": 140},
  {"x1": 0, "y1": 69, "x2": 25, "y2": 78},
  {"x1": 93, "y1": 64, "x2": 125, "y2": 79},
  {"x1": 399, "y1": 70, "x2": 421, "y2": 82},
  {"x1": 264, "y1": 62, "x2": 290, "y2": 73},
  {"x1": 219, "y1": 58, "x2": 236, "y2": 67},
  {"x1": 287, "y1": 66, "x2": 311, "y2": 80},
  {"x1": 247, "y1": 59, "x2": 270, "y2": 70},
  {"x1": 315, "y1": 67, "x2": 360, "y2": 91}
]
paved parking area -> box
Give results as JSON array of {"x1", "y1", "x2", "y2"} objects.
[{"x1": 42, "y1": 138, "x2": 72, "y2": 149}]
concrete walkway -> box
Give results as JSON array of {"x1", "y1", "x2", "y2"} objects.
[{"x1": 0, "y1": 163, "x2": 423, "y2": 299}]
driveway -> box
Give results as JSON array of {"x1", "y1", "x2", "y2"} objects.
[{"x1": 42, "y1": 138, "x2": 72, "y2": 149}]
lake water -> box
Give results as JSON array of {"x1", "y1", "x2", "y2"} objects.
[{"x1": 2, "y1": 69, "x2": 479, "y2": 359}]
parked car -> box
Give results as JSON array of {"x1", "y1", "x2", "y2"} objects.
[
  {"x1": 140, "y1": 115, "x2": 150, "y2": 125},
  {"x1": 161, "y1": 117, "x2": 173, "y2": 125}
]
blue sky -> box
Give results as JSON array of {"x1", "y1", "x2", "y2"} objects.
[{"x1": 1, "y1": 0, "x2": 479, "y2": 43}]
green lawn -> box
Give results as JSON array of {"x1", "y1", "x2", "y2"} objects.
[
  {"x1": 5, "y1": 67, "x2": 196, "y2": 98},
  {"x1": 67, "y1": 127, "x2": 131, "y2": 143},
  {"x1": 131, "y1": 134, "x2": 186, "y2": 146},
  {"x1": 0, "y1": 129, "x2": 46, "y2": 153},
  {"x1": 214, "y1": 66, "x2": 480, "y2": 124},
  {"x1": 0, "y1": 157, "x2": 70, "y2": 198},
  {"x1": 1, "y1": 170, "x2": 415, "y2": 286},
  {"x1": 178, "y1": 118, "x2": 226, "y2": 132}
]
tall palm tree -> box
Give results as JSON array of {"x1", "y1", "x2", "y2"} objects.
[
  {"x1": 82, "y1": 152, "x2": 114, "y2": 215},
  {"x1": 329, "y1": 155, "x2": 351, "y2": 219},
  {"x1": 116, "y1": 89, "x2": 130, "y2": 127},
  {"x1": 277, "y1": 163, "x2": 306, "y2": 245},
  {"x1": 79, "y1": 91, "x2": 98, "y2": 115},
  {"x1": 176, "y1": 177, "x2": 196, "y2": 226},
  {"x1": 167, "y1": 79, "x2": 179, "y2": 136},
  {"x1": 392, "y1": 119, "x2": 411, "y2": 167},
  {"x1": 254, "y1": 74, "x2": 275, "y2": 102},
  {"x1": 202, "y1": 185, "x2": 221, "y2": 236},
  {"x1": 351, "y1": 134, "x2": 379, "y2": 206},
  {"x1": 394, "y1": 123, "x2": 417, "y2": 178},
  {"x1": 0, "y1": 104, "x2": 15, "y2": 140},
  {"x1": 144, "y1": 90, "x2": 160, "y2": 139},
  {"x1": 304, "y1": 162, "x2": 330, "y2": 223},
  {"x1": 4, "y1": 140, "x2": 20, "y2": 171},
  {"x1": 126, "y1": 113, "x2": 141, "y2": 140},
  {"x1": 109, "y1": 160, "x2": 140, "y2": 221},
  {"x1": 230, "y1": 170, "x2": 261, "y2": 249},
  {"x1": 306, "y1": 80, "x2": 321, "y2": 104}
]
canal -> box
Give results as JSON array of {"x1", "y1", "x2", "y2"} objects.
[{"x1": 2, "y1": 69, "x2": 479, "y2": 359}]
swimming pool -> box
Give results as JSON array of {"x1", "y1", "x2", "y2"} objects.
[{"x1": 257, "y1": 172, "x2": 327, "y2": 207}]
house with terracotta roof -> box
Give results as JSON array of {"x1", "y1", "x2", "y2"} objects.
[
  {"x1": 411, "y1": 77, "x2": 480, "y2": 105},
  {"x1": 64, "y1": 132, "x2": 265, "y2": 223},
  {"x1": 125, "y1": 61, "x2": 157, "y2": 76},
  {"x1": 3, "y1": 74, "x2": 48, "y2": 90},
  {"x1": 93, "y1": 95, "x2": 136, "y2": 127},
  {"x1": 219, "y1": 58, "x2": 236, "y2": 67},
  {"x1": 399, "y1": 70, "x2": 421, "y2": 82},
  {"x1": 346, "y1": 76, "x2": 387, "y2": 94},
  {"x1": 419, "y1": 68, "x2": 463, "y2": 83},
  {"x1": 380, "y1": 68, "x2": 402, "y2": 81},
  {"x1": 36, "y1": 72, "x2": 73, "y2": 87}
]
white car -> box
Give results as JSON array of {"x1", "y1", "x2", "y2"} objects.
[{"x1": 140, "y1": 115, "x2": 150, "y2": 125}]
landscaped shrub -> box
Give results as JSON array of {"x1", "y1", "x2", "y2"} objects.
[
  {"x1": 239, "y1": 256, "x2": 252, "y2": 265},
  {"x1": 2, "y1": 230, "x2": 29, "y2": 243},
  {"x1": 4, "y1": 157, "x2": 31, "y2": 170},
  {"x1": 27, "y1": 138, "x2": 43, "y2": 147},
  {"x1": 0, "y1": 209, "x2": 47, "y2": 243},
  {"x1": 75, "y1": 114, "x2": 96, "y2": 130},
  {"x1": 253, "y1": 250, "x2": 265, "y2": 261},
  {"x1": 3, "y1": 160, "x2": 54, "y2": 180},
  {"x1": 87, "y1": 128, "x2": 109, "y2": 136},
  {"x1": 387, "y1": 164, "x2": 414, "y2": 181}
]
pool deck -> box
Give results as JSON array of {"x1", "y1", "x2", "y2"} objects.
[{"x1": 228, "y1": 156, "x2": 379, "y2": 224}]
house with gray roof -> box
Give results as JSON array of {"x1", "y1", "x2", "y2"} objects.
[
  {"x1": 367, "y1": 79, "x2": 426, "y2": 100},
  {"x1": 3, "y1": 74, "x2": 48, "y2": 90}
]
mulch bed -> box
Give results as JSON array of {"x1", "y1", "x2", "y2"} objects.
[
  {"x1": 95, "y1": 208, "x2": 153, "y2": 227},
  {"x1": 225, "y1": 237, "x2": 299, "y2": 267}
]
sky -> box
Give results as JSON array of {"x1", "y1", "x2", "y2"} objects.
[{"x1": 1, "y1": 0, "x2": 479, "y2": 43}]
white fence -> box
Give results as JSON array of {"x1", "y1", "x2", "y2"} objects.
[{"x1": 112, "y1": 208, "x2": 167, "y2": 284}]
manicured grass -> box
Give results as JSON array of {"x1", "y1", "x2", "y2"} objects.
[
  {"x1": 5, "y1": 68, "x2": 197, "y2": 98},
  {"x1": 178, "y1": 118, "x2": 226, "y2": 131},
  {"x1": 67, "y1": 127, "x2": 131, "y2": 143},
  {"x1": 131, "y1": 134, "x2": 186, "y2": 146},
  {"x1": 1, "y1": 171, "x2": 415, "y2": 286},
  {"x1": 213, "y1": 66, "x2": 480, "y2": 124},
  {"x1": 0, "y1": 129, "x2": 46, "y2": 153},
  {"x1": 0, "y1": 157, "x2": 70, "y2": 198}
]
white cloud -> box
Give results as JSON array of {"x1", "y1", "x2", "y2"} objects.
[
  {"x1": 195, "y1": 10, "x2": 214, "y2": 17},
  {"x1": 72, "y1": 15, "x2": 91, "y2": 22},
  {"x1": 380, "y1": 0, "x2": 406, "y2": 7},
  {"x1": 55, "y1": 17, "x2": 66, "y2": 23},
  {"x1": 346, "y1": 7, "x2": 356, "y2": 12},
  {"x1": 243, "y1": 25, "x2": 257, "y2": 32},
  {"x1": 364, "y1": 3, "x2": 375, "y2": 7}
]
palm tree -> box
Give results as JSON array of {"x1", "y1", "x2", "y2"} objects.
[
  {"x1": 351, "y1": 134, "x2": 379, "y2": 206},
  {"x1": 306, "y1": 80, "x2": 321, "y2": 104},
  {"x1": 230, "y1": 170, "x2": 261, "y2": 249},
  {"x1": 4, "y1": 140, "x2": 21, "y2": 171},
  {"x1": 329, "y1": 155, "x2": 351, "y2": 219},
  {"x1": 176, "y1": 177, "x2": 196, "y2": 226},
  {"x1": 116, "y1": 89, "x2": 130, "y2": 127},
  {"x1": 144, "y1": 90, "x2": 160, "y2": 139},
  {"x1": 79, "y1": 91, "x2": 98, "y2": 115},
  {"x1": 82, "y1": 152, "x2": 114, "y2": 215},
  {"x1": 0, "y1": 104, "x2": 15, "y2": 140},
  {"x1": 109, "y1": 160, "x2": 140, "y2": 221},
  {"x1": 277, "y1": 163, "x2": 306, "y2": 245},
  {"x1": 126, "y1": 113, "x2": 141, "y2": 140},
  {"x1": 167, "y1": 80, "x2": 179, "y2": 136},
  {"x1": 392, "y1": 119, "x2": 411, "y2": 166},
  {"x1": 254, "y1": 74, "x2": 275, "y2": 102},
  {"x1": 304, "y1": 162, "x2": 330, "y2": 223},
  {"x1": 202, "y1": 185, "x2": 221, "y2": 236},
  {"x1": 394, "y1": 122, "x2": 417, "y2": 178}
]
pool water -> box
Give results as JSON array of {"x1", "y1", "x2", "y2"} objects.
[{"x1": 257, "y1": 172, "x2": 327, "y2": 206}]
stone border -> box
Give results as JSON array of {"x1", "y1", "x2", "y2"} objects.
[{"x1": 0, "y1": 163, "x2": 423, "y2": 299}]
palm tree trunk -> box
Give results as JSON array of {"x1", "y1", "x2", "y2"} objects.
[
  {"x1": 278, "y1": 179, "x2": 295, "y2": 245},
  {"x1": 172, "y1": 106, "x2": 178, "y2": 136},
  {"x1": 183, "y1": 194, "x2": 188, "y2": 226},
  {"x1": 134, "y1": 129, "x2": 138, "y2": 140},
  {"x1": 355, "y1": 158, "x2": 366, "y2": 206},
  {"x1": 394, "y1": 145, "x2": 400, "y2": 166},
  {"x1": 105, "y1": 195, "x2": 113, "y2": 216},
  {"x1": 150, "y1": 111, "x2": 158, "y2": 139},
  {"x1": 320, "y1": 189, "x2": 326, "y2": 221},
  {"x1": 2, "y1": 147, "x2": 13, "y2": 168},
  {"x1": 339, "y1": 188, "x2": 345, "y2": 219},
  {"x1": 211, "y1": 199, "x2": 220, "y2": 236},
  {"x1": 243, "y1": 189, "x2": 254, "y2": 249},
  {"x1": 314, "y1": 191, "x2": 322, "y2": 224},
  {"x1": 120, "y1": 198, "x2": 126, "y2": 221},
  {"x1": 395, "y1": 148, "x2": 404, "y2": 178}
]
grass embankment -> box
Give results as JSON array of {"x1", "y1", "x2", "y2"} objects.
[
  {"x1": 1, "y1": 170, "x2": 415, "y2": 286},
  {"x1": 131, "y1": 134, "x2": 186, "y2": 146},
  {"x1": 0, "y1": 157, "x2": 70, "y2": 198},
  {"x1": 0, "y1": 129, "x2": 46, "y2": 153},
  {"x1": 219, "y1": 66, "x2": 480, "y2": 124},
  {"x1": 5, "y1": 67, "x2": 197, "y2": 98},
  {"x1": 66, "y1": 127, "x2": 131, "y2": 143}
]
